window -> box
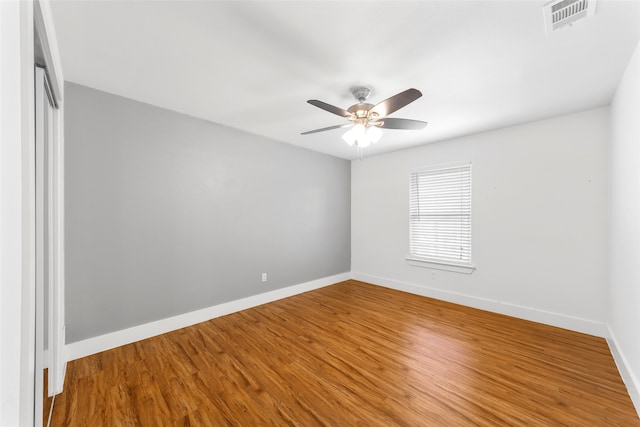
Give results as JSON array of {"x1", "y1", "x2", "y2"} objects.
[{"x1": 408, "y1": 163, "x2": 474, "y2": 274}]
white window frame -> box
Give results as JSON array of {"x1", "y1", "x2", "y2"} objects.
[{"x1": 406, "y1": 162, "x2": 475, "y2": 274}]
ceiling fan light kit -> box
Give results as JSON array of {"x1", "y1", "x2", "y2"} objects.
[
  {"x1": 342, "y1": 123, "x2": 382, "y2": 147},
  {"x1": 302, "y1": 86, "x2": 428, "y2": 153}
]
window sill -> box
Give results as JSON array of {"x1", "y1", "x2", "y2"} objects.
[{"x1": 406, "y1": 257, "x2": 476, "y2": 274}]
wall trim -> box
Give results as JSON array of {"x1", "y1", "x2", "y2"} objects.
[
  {"x1": 66, "y1": 272, "x2": 350, "y2": 362},
  {"x1": 607, "y1": 328, "x2": 640, "y2": 417},
  {"x1": 350, "y1": 271, "x2": 609, "y2": 338}
]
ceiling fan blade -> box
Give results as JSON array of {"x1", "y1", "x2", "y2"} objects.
[
  {"x1": 369, "y1": 88, "x2": 422, "y2": 118},
  {"x1": 301, "y1": 123, "x2": 353, "y2": 135},
  {"x1": 378, "y1": 118, "x2": 428, "y2": 130},
  {"x1": 307, "y1": 100, "x2": 353, "y2": 118}
]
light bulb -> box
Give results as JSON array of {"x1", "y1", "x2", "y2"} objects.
[
  {"x1": 368, "y1": 126, "x2": 382, "y2": 143},
  {"x1": 342, "y1": 129, "x2": 356, "y2": 146},
  {"x1": 352, "y1": 124, "x2": 366, "y2": 139}
]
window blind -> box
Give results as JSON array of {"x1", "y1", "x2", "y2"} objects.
[{"x1": 409, "y1": 164, "x2": 472, "y2": 265}]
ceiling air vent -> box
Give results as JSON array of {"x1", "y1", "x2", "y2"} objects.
[{"x1": 543, "y1": 0, "x2": 597, "y2": 33}]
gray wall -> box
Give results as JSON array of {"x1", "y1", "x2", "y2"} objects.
[{"x1": 65, "y1": 82, "x2": 350, "y2": 343}]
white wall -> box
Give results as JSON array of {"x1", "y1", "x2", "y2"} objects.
[
  {"x1": 352, "y1": 107, "x2": 610, "y2": 336},
  {"x1": 610, "y1": 40, "x2": 640, "y2": 412}
]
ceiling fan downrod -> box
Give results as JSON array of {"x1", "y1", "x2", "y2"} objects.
[{"x1": 350, "y1": 86, "x2": 371, "y2": 103}]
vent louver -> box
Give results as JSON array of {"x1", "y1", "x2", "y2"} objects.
[{"x1": 543, "y1": 0, "x2": 597, "y2": 33}]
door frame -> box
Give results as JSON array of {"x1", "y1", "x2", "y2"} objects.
[{"x1": 0, "y1": 1, "x2": 64, "y2": 425}]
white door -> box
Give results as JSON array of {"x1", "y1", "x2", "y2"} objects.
[{"x1": 35, "y1": 65, "x2": 66, "y2": 424}]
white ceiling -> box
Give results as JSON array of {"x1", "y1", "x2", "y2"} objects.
[{"x1": 50, "y1": 0, "x2": 640, "y2": 160}]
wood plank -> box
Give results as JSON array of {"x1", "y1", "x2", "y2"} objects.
[{"x1": 46, "y1": 280, "x2": 640, "y2": 426}]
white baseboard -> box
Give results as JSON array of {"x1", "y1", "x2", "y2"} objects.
[
  {"x1": 350, "y1": 271, "x2": 608, "y2": 338},
  {"x1": 607, "y1": 328, "x2": 640, "y2": 418},
  {"x1": 66, "y1": 272, "x2": 350, "y2": 362}
]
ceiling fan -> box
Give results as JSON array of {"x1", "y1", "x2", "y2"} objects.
[{"x1": 301, "y1": 86, "x2": 428, "y2": 148}]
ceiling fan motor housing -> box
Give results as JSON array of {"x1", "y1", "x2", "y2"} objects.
[
  {"x1": 347, "y1": 103, "x2": 375, "y2": 121},
  {"x1": 347, "y1": 87, "x2": 378, "y2": 123}
]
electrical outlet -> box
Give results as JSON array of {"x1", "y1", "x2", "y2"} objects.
[{"x1": 262, "y1": 273, "x2": 267, "y2": 282}]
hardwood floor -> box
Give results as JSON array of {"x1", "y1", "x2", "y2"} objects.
[{"x1": 46, "y1": 280, "x2": 639, "y2": 426}]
